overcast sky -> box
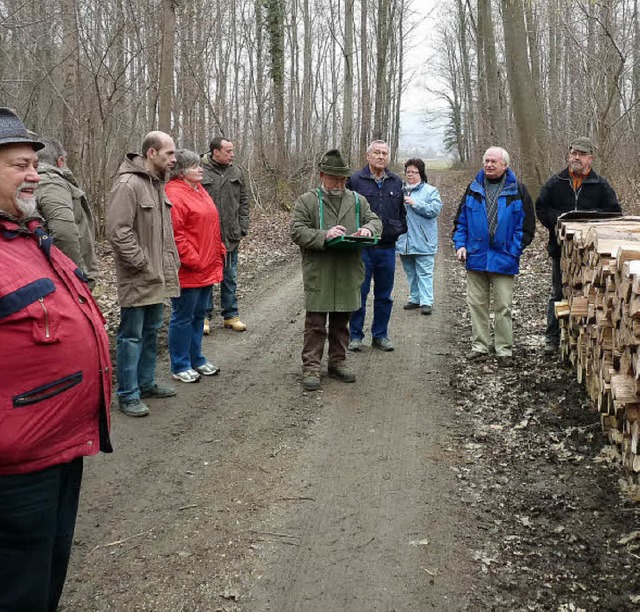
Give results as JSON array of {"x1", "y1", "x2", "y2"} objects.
[{"x1": 399, "y1": 0, "x2": 447, "y2": 154}]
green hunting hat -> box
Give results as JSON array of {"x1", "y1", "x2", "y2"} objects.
[
  {"x1": 569, "y1": 136, "x2": 594, "y2": 155},
  {"x1": 318, "y1": 149, "x2": 351, "y2": 177}
]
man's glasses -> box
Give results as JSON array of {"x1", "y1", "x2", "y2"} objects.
[{"x1": 405, "y1": 170, "x2": 419, "y2": 175}]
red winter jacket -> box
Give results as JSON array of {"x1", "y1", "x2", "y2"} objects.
[
  {"x1": 166, "y1": 178, "x2": 226, "y2": 288},
  {"x1": 0, "y1": 214, "x2": 112, "y2": 476}
]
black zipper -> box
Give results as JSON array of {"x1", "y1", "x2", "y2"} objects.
[{"x1": 13, "y1": 371, "x2": 83, "y2": 407}]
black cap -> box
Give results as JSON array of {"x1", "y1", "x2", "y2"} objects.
[{"x1": 0, "y1": 108, "x2": 44, "y2": 151}]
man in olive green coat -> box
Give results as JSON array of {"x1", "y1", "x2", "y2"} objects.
[
  {"x1": 36, "y1": 137, "x2": 99, "y2": 289},
  {"x1": 291, "y1": 149, "x2": 382, "y2": 391}
]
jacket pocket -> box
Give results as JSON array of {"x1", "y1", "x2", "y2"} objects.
[
  {"x1": 13, "y1": 371, "x2": 83, "y2": 408},
  {"x1": 0, "y1": 278, "x2": 61, "y2": 343},
  {"x1": 0, "y1": 278, "x2": 55, "y2": 320}
]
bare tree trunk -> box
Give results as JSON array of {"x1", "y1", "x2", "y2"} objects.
[
  {"x1": 341, "y1": 0, "x2": 354, "y2": 162},
  {"x1": 501, "y1": 0, "x2": 548, "y2": 197},
  {"x1": 373, "y1": 0, "x2": 390, "y2": 140},
  {"x1": 264, "y1": 0, "x2": 286, "y2": 171},
  {"x1": 359, "y1": 0, "x2": 371, "y2": 156},
  {"x1": 302, "y1": 0, "x2": 312, "y2": 148},
  {"x1": 158, "y1": 0, "x2": 175, "y2": 132},
  {"x1": 477, "y1": 0, "x2": 504, "y2": 145}
]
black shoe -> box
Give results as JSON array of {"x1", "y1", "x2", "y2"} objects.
[
  {"x1": 403, "y1": 301, "x2": 420, "y2": 310},
  {"x1": 328, "y1": 365, "x2": 356, "y2": 383},
  {"x1": 543, "y1": 343, "x2": 558, "y2": 356},
  {"x1": 497, "y1": 356, "x2": 514, "y2": 368},
  {"x1": 140, "y1": 383, "x2": 177, "y2": 399},
  {"x1": 372, "y1": 337, "x2": 395, "y2": 351},
  {"x1": 466, "y1": 350, "x2": 489, "y2": 362},
  {"x1": 421, "y1": 305, "x2": 433, "y2": 315}
]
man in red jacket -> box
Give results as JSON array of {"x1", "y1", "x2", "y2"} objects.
[{"x1": 0, "y1": 108, "x2": 113, "y2": 611}]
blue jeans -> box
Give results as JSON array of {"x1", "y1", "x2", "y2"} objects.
[
  {"x1": 116, "y1": 304, "x2": 164, "y2": 403},
  {"x1": 205, "y1": 249, "x2": 239, "y2": 320},
  {"x1": 168, "y1": 286, "x2": 211, "y2": 373},
  {"x1": 0, "y1": 458, "x2": 83, "y2": 612},
  {"x1": 349, "y1": 247, "x2": 396, "y2": 340},
  {"x1": 400, "y1": 254, "x2": 435, "y2": 306}
]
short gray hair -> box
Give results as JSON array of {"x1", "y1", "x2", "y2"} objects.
[
  {"x1": 483, "y1": 146, "x2": 510, "y2": 166},
  {"x1": 170, "y1": 149, "x2": 201, "y2": 179},
  {"x1": 366, "y1": 139, "x2": 389, "y2": 154},
  {"x1": 37, "y1": 137, "x2": 66, "y2": 166}
]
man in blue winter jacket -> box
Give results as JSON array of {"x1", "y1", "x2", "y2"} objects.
[
  {"x1": 347, "y1": 140, "x2": 407, "y2": 352},
  {"x1": 453, "y1": 146, "x2": 535, "y2": 367}
]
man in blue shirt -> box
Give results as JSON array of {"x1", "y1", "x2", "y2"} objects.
[{"x1": 347, "y1": 140, "x2": 406, "y2": 352}]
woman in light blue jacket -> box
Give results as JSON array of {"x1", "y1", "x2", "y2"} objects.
[{"x1": 396, "y1": 158, "x2": 443, "y2": 315}]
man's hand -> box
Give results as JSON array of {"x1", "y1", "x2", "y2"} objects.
[
  {"x1": 352, "y1": 227, "x2": 372, "y2": 238},
  {"x1": 456, "y1": 247, "x2": 467, "y2": 262},
  {"x1": 326, "y1": 225, "x2": 347, "y2": 240}
]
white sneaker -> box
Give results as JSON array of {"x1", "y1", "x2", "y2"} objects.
[
  {"x1": 172, "y1": 369, "x2": 201, "y2": 383},
  {"x1": 195, "y1": 362, "x2": 220, "y2": 376}
]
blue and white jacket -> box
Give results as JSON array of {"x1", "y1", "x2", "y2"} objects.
[
  {"x1": 396, "y1": 182, "x2": 443, "y2": 256},
  {"x1": 452, "y1": 168, "x2": 535, "y2": 276}
]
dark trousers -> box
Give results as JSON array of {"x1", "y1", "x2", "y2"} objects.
[
  {"x1": 0, "y1": 458, "x2": 83, "y2": 611},
  {"x1": 545, "y1": 257, "x2": 563, "y2": 345},
  {"x1": 302, "y1": 311, "x2": 350, "y2": 372}
]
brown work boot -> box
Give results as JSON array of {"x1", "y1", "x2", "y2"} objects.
[{"x1": 302, "y1": 370, "x2": 321, "y2": 391}]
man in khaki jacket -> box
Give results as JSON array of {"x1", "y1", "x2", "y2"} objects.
[
  {"x1": 36, "y1": 137, "x2": 99, "y2": 289},
  {"x1": 106, "y1": 131, "x2": 180, "y2": 417}
]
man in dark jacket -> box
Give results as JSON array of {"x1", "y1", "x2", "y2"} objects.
[
  {"x1": 201, "y1": 137, "x2": 250, "y2": 333},
  {"x1": 536, "y1": 137, "x2": 621, "y2": 354},
  {"x1": 453, "y1": 146, "x2": 535, "y2": 367},
  {"x1": 0, "y1": 108, "x2": 112, "y2": 611},
  {"x1": 346, "y1": 140, "x2": 406, "y2": 352}
]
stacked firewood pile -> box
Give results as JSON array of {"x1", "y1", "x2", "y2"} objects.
[{"x1": 555, "y1": 215, "x2": 640, "y2": 479}]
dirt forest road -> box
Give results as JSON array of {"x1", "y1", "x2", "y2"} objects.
[
  {"x1": 62, "y1": 172, "x2": 640, "y2": 611},
  {"x1": 62, "y1": 183, "x2": 479, "y2": 611}
]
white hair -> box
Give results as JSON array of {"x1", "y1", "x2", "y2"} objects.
[
  {"x1": 366, "y1": 140, "x2": 389, "y2": 154},
  {"x1": 483, "y1": 146, "x2": 510, "y2": 166}
]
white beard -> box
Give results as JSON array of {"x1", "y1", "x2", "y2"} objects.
[{"x1": 15, "y1": 195, "x2": 37, "y2": 218}]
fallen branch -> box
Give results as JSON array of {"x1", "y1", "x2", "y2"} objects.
[{"x1": 90, "y1": 528, "x2": 154, "y2": 553}]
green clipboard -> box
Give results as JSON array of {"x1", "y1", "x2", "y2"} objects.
[{"x1": 318, "y1": 189, "x2": 379, "y2": 250}]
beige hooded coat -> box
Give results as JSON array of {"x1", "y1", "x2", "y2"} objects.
[{"x1": 106, "y1": 154, "x2": 180, "y2": 307}]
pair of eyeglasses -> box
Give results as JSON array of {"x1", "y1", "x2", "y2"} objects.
[{"x1": 405, "y1": 170, "x2": 419, "y2": 175}]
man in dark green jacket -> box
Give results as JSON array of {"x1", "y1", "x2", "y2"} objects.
[
  {"x1": 201, "y1": 137, "x2": 250, "y2": 333},
  {"x1": 536, "y1": 136, "x2": 621, "y2": 355},
  {"x1": 291, "y1": 149, "x2": 382, "y2": 391}
]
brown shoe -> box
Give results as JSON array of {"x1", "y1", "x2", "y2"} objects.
[
  {"x1": 223, "y1": 317, "x2": 247, "y2": 332},
  {"x1": 203, "y1": 319, "x2": 211, "y2": 335},
  {"x1": 302, "y1": 370, "x2": 321, "y2": 391},
  {"x1": 328, "y1": 365, "x2": 356, "y2": 383}
]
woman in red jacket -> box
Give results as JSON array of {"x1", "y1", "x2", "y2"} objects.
[{"x1": 166, "y1": 150, "x2": 226, "y2": 382}]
